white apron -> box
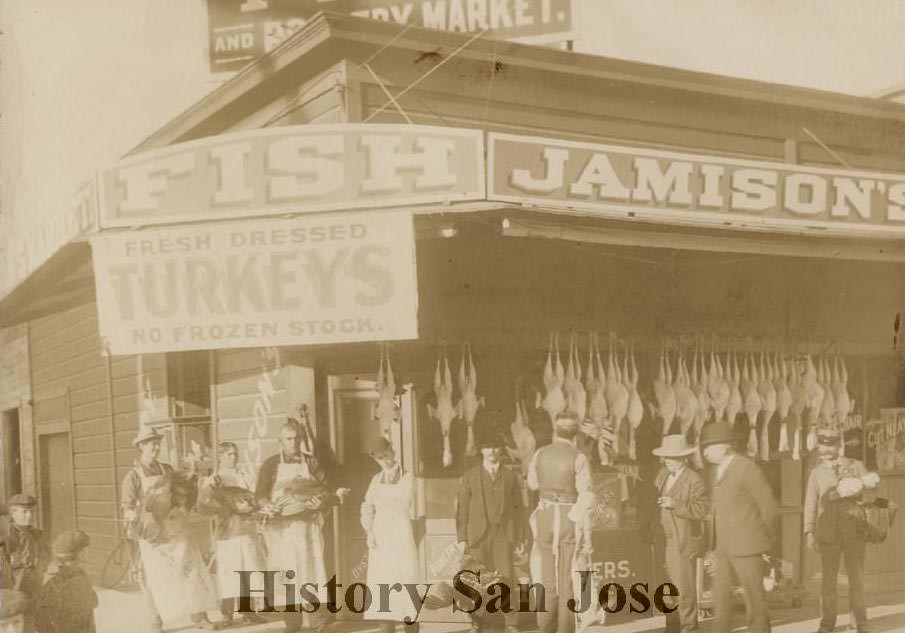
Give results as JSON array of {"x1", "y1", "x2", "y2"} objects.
[
  {"x1": 136, "y1": 465, "x2": 216, "y2": 623},
  {"x1": 264, "y1": 456, "x2": 329, "y2": 607},
  {"x1": 214, "y1": 465, "x2": 264, "y2": 600},
  {"x1": 363, "y1": 471, "x2": 419, "y2": 623}
]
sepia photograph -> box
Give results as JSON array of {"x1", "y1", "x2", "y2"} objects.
[{"x1": 1, "y1": 2, "x2": 904, "y2": 632}]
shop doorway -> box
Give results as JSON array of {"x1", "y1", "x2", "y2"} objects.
[
  {"x1": 38, "y1": 431, "x2": 75, "y2": 539},
  {"x1": 1, "y1": 408, "x2": 22, "y2": 500},
  {"x1": 327, "y1": 375, "x2": 416, "y2": 619}
]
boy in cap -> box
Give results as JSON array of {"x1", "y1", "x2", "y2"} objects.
[
  {"x1": 0, "y1": 589, "x2": 28, "y2": 633},
  {"x1": 34, "y1": 530, "x2": 97, "y2": 633},
  {"x1": 0, "y1": 494, "x2": 48, "y2": 630},
  {"x1": 804, "y1": 428, "x2": 879, "y2": 633}
]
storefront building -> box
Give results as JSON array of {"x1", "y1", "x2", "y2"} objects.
[{"x1": 2, "y1": 11, "x2": 905, "y2": 623}]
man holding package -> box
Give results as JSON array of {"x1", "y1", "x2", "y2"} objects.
[
  {"x1": 256, "y1": 419, "x2": 350, "y2": 633},
  {"x1": 526, "y1": 410, "x2": 595, "y2": 633},
  {"x1": 804, "y1": 428, "x2": 880, "y2": 633}
]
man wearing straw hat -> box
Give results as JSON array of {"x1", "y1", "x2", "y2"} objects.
[
  {"x1": 804, "y1": 428, "x2": 879, "y2": 633},
  {"x1": 700, "y1": 422, "x2": 778, "y2": 633},
  {"x1": 652, "y1": 435, "x2": 709, "y2": 633},
  {"x1": 526, "y1": 410, "x2": 595, "y2": 633}
]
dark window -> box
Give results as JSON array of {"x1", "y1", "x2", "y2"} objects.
[{"x1": 167, "y1": 351, "x2": 211, "y2": 419}]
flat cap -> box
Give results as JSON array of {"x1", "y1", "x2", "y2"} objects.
[{"x1": 52, "y1": 530, "x2": 91, "y2": 558}]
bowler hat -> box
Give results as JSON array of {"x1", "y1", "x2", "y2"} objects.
[
  {"x1": 132, "y1": 427, "x2": 163, "y2": 447},
  {"x1": 698, "y1": 422, "x2": 739, "y2": 447},
  {"x1": 652, "y1": 434, "x2": 696, "y2": 458},
  {"x1": 475, "y1": 423, "x2": 508, "y2": 449},
  {"x1": 7, "y1": 493, "x2": 36, "y2": 507},
  {"x1": 52, "y1": 530, "x2": 91, "y2": 559}
]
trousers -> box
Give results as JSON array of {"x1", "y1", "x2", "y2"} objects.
[
  {"x1": 534, "y1": 502, "x2": 577, "y2": 633},
  {"x1": 713, "y1": 552, "x2": 770, "y2": 633},
  {"x1": 464, "y1": 523, "x2": 519, "y2": 629},
  {"x1": 819, "y1": 538, "x2": 866, "y2": 631},
  {"x1": 663, "y1": 541, "x2": 697, "y2": 633}
]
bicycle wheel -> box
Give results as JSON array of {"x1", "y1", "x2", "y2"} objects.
[{"x1": 100, "y1": 539, "x2": 138, "y2": 590}]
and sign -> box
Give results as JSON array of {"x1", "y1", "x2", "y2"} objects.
[
  {"x1": 0, "y1": 178, "x2": 98, "y2": 299},
  {"x1": 90, "y1": 210, "x2": 418, "y2": 354},
  {"x1": 207, "y1": 0, "x2": 577, "y2": 73},
  {"x1": 867, "y1": 409, "x2": 905, "y2": 472},
  {"x1": 489, "y1": 133, "x2": 905, "y2": 237},
  {"x1": 99, "y1": 124, "x2": 484, "y2": 228}
]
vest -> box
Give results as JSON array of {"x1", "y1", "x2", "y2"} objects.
[{"x1": 535, "y1": 440, "x2": 580, "y2": 502}]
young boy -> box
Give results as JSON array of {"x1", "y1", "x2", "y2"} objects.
[
  {"x1": 0, "y1": 589, "x2": 28, "y2": 633},
  {"x1": 34, "y1": 531, "x2": 98, "y2": 633},
  {"x1": 1, "y1": 495, "x2": 48, "y2": 631}
]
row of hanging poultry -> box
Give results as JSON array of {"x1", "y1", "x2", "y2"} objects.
[{"x1": 403, "y1": 334, "x2": 857, "y2": 470}]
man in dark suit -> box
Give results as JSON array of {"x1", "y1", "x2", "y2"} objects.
[
  {"x1": 700, "y1": 422, "x2": 778, "y2": 633},
  {"x1": 456, "y1": 424, "x2": 525, "y2": 633}
]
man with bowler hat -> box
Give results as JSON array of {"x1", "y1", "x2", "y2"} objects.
[
  {"x1": 456, "y1": 421, "x2": 526, "y2": 633},
  {"x1": 652, "y1": 435, "x2": 709, "y2": 633},
  {"x1": 804, "y1": 428, "x2": 879, "y2": 633},
  {"x1": 700, "y1": 422, "x2": 778, "y2": 633}
]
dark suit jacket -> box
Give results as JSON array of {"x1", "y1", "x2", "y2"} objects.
[
  {"x1": 711, "y1": 454, "x2": 778, "y2": 557},
  {"x1": 654, "y1": 466, "x2": 710, "y2": 558},
  {"x1": 456, "y1": 464, "x2": 524, "y2": 546}
]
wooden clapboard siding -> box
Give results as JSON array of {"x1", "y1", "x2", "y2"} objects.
[
  {"x1": 0, "y1": 324, "x2": 33, "y2": 499},
  {"x1": 214, "y1": 348, "x2": 290, "y2": 479},
  {"x1": 28, "y1": 301, "x2": 143, "y2": 579}
]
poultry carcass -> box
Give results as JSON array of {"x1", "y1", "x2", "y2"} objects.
[
  {"x1": 708, "y1": 344, "x2": 731, "y2": 423},
  {"x1": 587, "y1": 334, "x2": 612, "y2": 466},
  {"x1": 789, "y1": 355, "x2": 808, "y2": 460},
  {"x1": 564, "y1": 333, "x2": 587, "y2": 423},
  {"x1": 653, "y1": 343, "x2": 677, "y2": 436},
  {"x1": 742, "y1": 351, "x2": 763, "y2": 458},
  {"x1": 373, "y1": 344, "x2": 401, "y2": 455},
  {"x1": 537, "y1": 333, "x2": 567, "y2": 426},
  {"x1": 833, "y1": 355, "x2": 851, "y2": 423},
  {"x1": 803, "y1": 354, "x2": 824, "y2": 452},
  {"x1": 427, "y1": 352, "x2": 458, "y2": 468},
  {"x1": 673, "y1": 347, "x2": 698, "y2": 440},
  {"x1": 604, "y1": 335, "x2": 629, "y2": 456},
  {"x1": 626, "y1": 341, "x2": 644, "y2": 461},
  {"x1": 690, "y1": 341, "x2": 712, "y2": 447},
  {"x1": 818, "y1": 354, "x2": 837, "y2": 427},
  {"x1": 775, "y1": 353, "x2": 793, "y2": 453},
  {"x1": 458, "y1": 343, "x2": 485, "y2": 457},
  {"x1": 725, "y1": 348, "x2": 743, "y2": 425},
  {"x1": 510, "y1": 383, "x2": 536, "y2": 477},
  {"x1": 756, "y1": 348, "x2": 777, "y2": 462}
]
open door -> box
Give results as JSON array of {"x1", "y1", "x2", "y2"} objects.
[{"x1": 327, "y1": 375, "x2": 416, "y2": 620}]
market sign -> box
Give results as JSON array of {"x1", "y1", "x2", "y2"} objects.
[
  {"x1": 90, "y1": 210, "x2": 418, "y2": 355},
  {"x1": 207, "y1": 0, "x2": 577, "y2": 74},
  {"x1": 867, "y1": 409, "x2": 905, "y2": 473},
  {"x1": 488, "y1": 133, "x2": 905, "y2": 237},
  {"x1": 0, "y1": 178, "x2": 98, "y2": 299},
  {"x1": 99, "y1": 124, "x2": 484, "y2": 228}
]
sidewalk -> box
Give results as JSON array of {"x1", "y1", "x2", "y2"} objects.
[{"x1": 96, "y1": 588, "x2": 905, "y2": 633}]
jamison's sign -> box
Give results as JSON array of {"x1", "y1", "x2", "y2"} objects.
[
  {"x1": 99, "y1": 125, "x2": 484, "y2": 228},
  {"x1": 91, "y1": 210, "x2": 418, "y2": 354},
  {"x1": 489, "y1": 133, "x2": 905, "y2": 236}
]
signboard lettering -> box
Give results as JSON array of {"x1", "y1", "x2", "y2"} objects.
[
  {"x1": 99, "y1": 125, "x2": 484, "y2": 228},
  {"x1": 207, "y1": 0, "x2": 577, "y2": 73},
  {"x1": 490, "y1": 132, "x2": 905, "y2": 236},
  {"x1": 91, "y1": 210, "x2": 418, "y2": 354}
]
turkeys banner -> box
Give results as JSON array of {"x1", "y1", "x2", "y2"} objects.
[
  {"x1": 207, "y1": 0, "x2": 577, "y2": 73},
  {"x1": 488, "y1": 133, "x2": 905, "y2": 237},
  {"x1": 99, "y1": 124, "x2": 484, "y2": 228},
  {"x1": 91, "y1": 211, "x2": 418, "y2": 355}
]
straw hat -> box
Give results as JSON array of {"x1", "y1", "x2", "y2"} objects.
[
  {"x1": 652, "y1": 434, "x2": 696, "y2": 458},
  {"x1": 132, "y1": 427, "x2": 163, "y2": 447}
]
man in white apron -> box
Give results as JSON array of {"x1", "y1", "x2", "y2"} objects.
[
  {"x1": 255, "y1": 420, "x2": 349, "y2": 633},
  {"x1": 526, "y1": 411, "x2": 595, "y2": 633},
  {"x1": 120, "y1": 427, "x2": 216, "y2": 632}
]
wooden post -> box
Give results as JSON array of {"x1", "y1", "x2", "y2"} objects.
[
  {"x1": 105, "y1": 355, "x2": 122, "y2": 532},
  {"x1": 209, "y1": 350, "x2": 219, "y2": 473}
]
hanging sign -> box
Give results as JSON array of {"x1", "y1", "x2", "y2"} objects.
[
  {"x1": 99, "y1": 124, "x2": 484, "y2": 228},
  {"x1": 867, "y1": 409, "x2": 905, "y2": 473},
  {"x1": 488, "y1": 132, "x2": 905, "y2": 237},
  {"x1": 90, "y1": 210, "x2": 418, "y2": 355},
  {"x1": 206, "y1": 0, "x2": 578, "y2": 74}
]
